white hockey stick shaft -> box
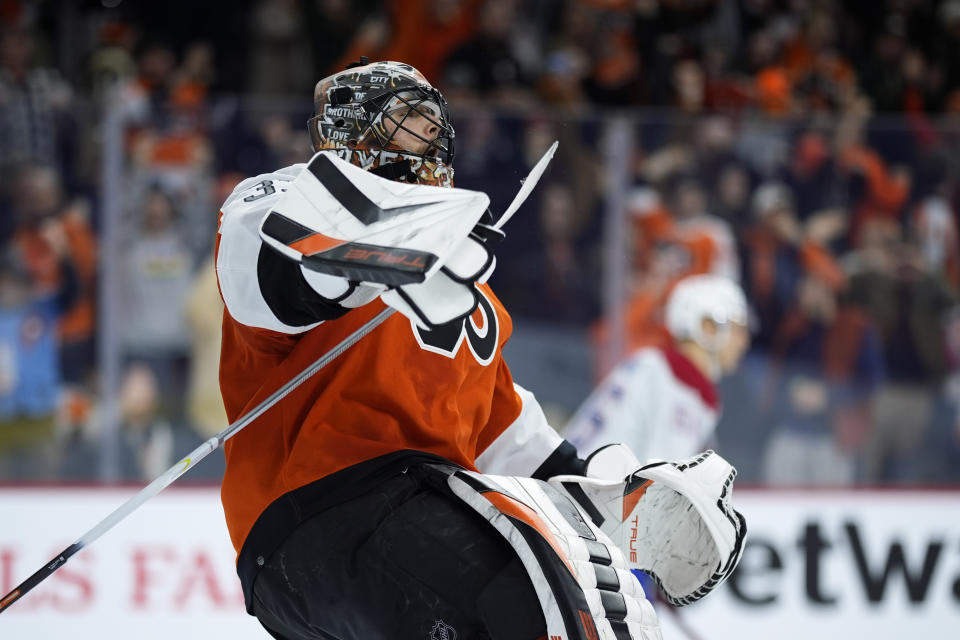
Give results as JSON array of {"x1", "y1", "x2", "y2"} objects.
[
  {"x1": 494, "y1": 140, "x2": 558, "y2": 231},
  {"x1": 0, "y1": 306, "x2": 395, "y2": 615}
]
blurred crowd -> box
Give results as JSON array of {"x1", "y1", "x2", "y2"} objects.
[
  {"x1": 612, "y1": 111, "x2": 960, "y2": 486},
  {"x1": 1, "y1": 0, "x2": 960, "y2": 484}
]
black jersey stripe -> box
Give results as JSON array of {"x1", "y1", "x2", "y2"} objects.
[{"x1": 308, "y1": 153, "x2": 438, "y2": 225}]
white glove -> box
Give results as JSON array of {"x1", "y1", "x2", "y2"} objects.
[
  {"x1": 381, "y1": 222, "x2": 501, "y2": 329},
  {"x1": 550, "y1": 446, "x2": 747, "y2": 606}
]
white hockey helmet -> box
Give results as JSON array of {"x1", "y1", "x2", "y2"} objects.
[{"x1": 665, "y1": 274, "x2": 748, "y2": 351}]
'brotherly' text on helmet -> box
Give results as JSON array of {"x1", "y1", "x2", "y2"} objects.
[{"x1": 308, "y1": 60, "x2": 456, "y2": 188}]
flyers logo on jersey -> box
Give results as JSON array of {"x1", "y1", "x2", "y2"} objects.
[{"x1": 414, "y1": 288, "x2": 498, "y2": 365}]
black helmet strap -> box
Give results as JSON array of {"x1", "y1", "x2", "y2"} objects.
[{"x1": 368, "y1": 159, "x2": 418, "y2": 182}]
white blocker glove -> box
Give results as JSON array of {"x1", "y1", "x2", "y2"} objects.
[
  {"x1": 381, "y1": 220, "x2": 504, "y2": 329},
  {"x1": 549, "y1": 446, "x2": 747, "y2": 606}
]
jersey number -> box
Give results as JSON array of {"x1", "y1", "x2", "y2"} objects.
[
  {"x1": 413, "y1": 289, "x2": 498, "y2": 365},
  {"x1": 243, "y1": 180, "x2": 276, "y2": 202}
]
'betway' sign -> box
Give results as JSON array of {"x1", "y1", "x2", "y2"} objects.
[
  {"x1": 0, "y1": 488, "x2": 957, "y2": 639},
  {"x1": 674, "y1": 490, "x2": 960, "y2": 639}
]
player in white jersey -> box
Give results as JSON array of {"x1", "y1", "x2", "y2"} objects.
[{"x1": 565, "y1": 274, "x2": 750, "y2": 463}]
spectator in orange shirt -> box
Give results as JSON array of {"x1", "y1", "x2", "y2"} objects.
[
  {"x1": 746, "y1": 29, "x2": 794, "y2": 116},
  {"x1": 334, "y1": 0, "x2": 482, "y2": 82},
  {"x1": 834, "y1": 115, "x2": 911, "y2": 244}
]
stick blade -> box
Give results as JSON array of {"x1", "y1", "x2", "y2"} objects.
[{"x1": 495, "y1": 140, "x2": 559, "y2": 230}]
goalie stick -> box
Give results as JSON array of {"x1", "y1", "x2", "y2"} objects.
[
  {"x1": 0, "y1": 141, "x2": 558, "y2": 616},
  {"x1": 494, "y1": 140, "x2": 558, "y2": 231}
]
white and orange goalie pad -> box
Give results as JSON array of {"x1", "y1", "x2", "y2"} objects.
[
  {"x1": 437, "y1": 467, "x2": 662, "y2": 640},
  {"x1": 550, "y1": 447, "x2": 747, "y2": 606}
]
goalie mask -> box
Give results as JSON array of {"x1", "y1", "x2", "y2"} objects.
[{"x1": 308, "y1": 60, "x2": 456, "y2": 188}]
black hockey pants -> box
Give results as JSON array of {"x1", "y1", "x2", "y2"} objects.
[{"x1": 251, "y1": 464, "x2": 549, "y2": 640}]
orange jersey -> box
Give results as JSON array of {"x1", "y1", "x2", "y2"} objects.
[{"x1": 216, "y1": 165, "x2": 566, "y2": 557}]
